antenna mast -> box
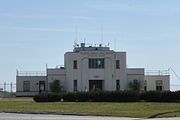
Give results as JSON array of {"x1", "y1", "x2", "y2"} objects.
[
  {"x1": 114, "y1": 38, "x2": 116, "y2": 50},
  {"x1": 101, "y1": 25, "x2": 103, "y2": 44},
  {"x1": 75, "y1": 25, "x2": 78, "y2": 44}
]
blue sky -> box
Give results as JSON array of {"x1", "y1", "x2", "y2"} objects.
[{"x1": 0, "y1": 0, "x2": 180, "y2": 91}]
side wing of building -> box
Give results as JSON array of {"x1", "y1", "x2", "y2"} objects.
[
  {"x1": 144, "y1": 75, "x2": 170, "y2": 91},
  {"x1": 16, "y1": 75, "x2": 47, "y2": 96}
]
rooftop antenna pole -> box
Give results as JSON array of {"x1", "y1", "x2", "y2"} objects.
[
  {"x1": 101, "y1": 25, "x2": 104, "y2": 44},
  {"x1": 114, "y1": 38, "x2": 116, "y2": 50},
  {"x1": 84, "y1": 38, "x2": 86, "y2": 44},
  {"x1": 74, "y1": 25, "x2": 78, "y2": 46}
]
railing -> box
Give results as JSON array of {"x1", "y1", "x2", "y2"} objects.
[
  {"x1": 145, "y1": 70, "x2": 169, "y2": 76},
  {"x1": 17, "y1": 71, "x2": 46, "y2": 76}
]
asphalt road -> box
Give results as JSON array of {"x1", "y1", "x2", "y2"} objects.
[{"x1": 0, "y1": 113, "x2": 179, "y2": 120}]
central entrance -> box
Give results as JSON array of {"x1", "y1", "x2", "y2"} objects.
[{"x1": 89, "y1": 80, "x2": 103, "y2": 91}]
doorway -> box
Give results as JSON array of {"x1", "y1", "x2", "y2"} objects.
[
  {"x1": 89, "y1": 80, "x2": 103, "y2": 91},
  {"x1": 39, "y1": 81, "x2": 45, "y2": 92}
]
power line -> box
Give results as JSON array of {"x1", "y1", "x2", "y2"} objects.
[
  {"x1": 168, "y1": 67, "x2": 180, "y2": 80},
  {"x1": 171, "y1": 84, "x2": 180, "y2": 86}
]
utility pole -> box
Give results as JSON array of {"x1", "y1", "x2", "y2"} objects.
[
  {"x1": 11, "y1": 82, "x2": 12, "y2": 93},
  {"x1": 4, "y1": 82, "x2": 6, "y2": 92}
]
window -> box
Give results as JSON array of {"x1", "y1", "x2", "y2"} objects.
[
  {"x1": 73, "y1": 60, "x2": 77, "y2": 69},
  {"x1": 74, "y1": 80, "x2": 77, "y2": 91},
  {"x1": 144, "y1": 86, "x2": 147, "y2": 91},
  {"x1": 23, "y1": 81, "x2": 30, "y2": 92},
  {"x1": 89, "y1": 58, "x2": 104, "y2": 69},
  {"x1": 144, "y1": 80, "x2": 147, "y2": 91},
  {"x1": 116, "y1": 60, "x2": 120, "y2": 69},
  {"x1": 133, "y1": 79, "x2": 138, "y2": 84},
  {"x1": 39, "y1": 81, "x2": 45, "y2": 92},
  {"x1": 156, "y1": 80, "x2": 163, "y2": 91},
  {"x1": 116, "y1": 80, "x2": 120, "y2": 91},
  {"x1": 156, "y1": 86, "x2": 162, "y2": 91}
]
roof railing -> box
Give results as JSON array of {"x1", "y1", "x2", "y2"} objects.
[
  {"x1": 17, "y1": 71, "x2": 46, "y2": 76},
  {"x1": 145, "y1": 70, "x2": 169, "y2": 76}
]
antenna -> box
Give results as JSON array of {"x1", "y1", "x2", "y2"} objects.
[
  {"x1": 74, "y1": 25, "x2": 78, "y2": 44},
  {"x1": 101, "y1": 25, "x2": 103, "y2": 44},
  {"x1": 114, "y1": 38, "x2": 116, "y2": 50},
  {"x1": 46, "y1": 64, "x2": 48, "y2": 70},
  {"x1": 84, "y1": 38, "x2": 86, "y2": 44}
]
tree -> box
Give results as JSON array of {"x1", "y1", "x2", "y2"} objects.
[
  {"x1": 50, "y1": 80, "x2": 61, "y2": 93},
  {"x1": 128, "y1": 80, "x2": 142, "y2": 92}
]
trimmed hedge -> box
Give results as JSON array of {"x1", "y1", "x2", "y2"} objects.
[
  {"x1": 140, "y1": 91, "x2": 180, "y2": 102},
  {"x1": 33, "y1": 93, "x2": 60, "y2": 102},
  {"x1": 33, "y1": 91, "x2": 180, "y2": 102}
]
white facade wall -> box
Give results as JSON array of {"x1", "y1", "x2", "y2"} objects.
[
  {"x1": 65, "y1": 51, "x2": 127, "y2": 92},
  {"x1": 16, "y1": 44, "x2": 171, "y2": 96},
  {"x1": 47, "y1": 68, "x2": 66, "y2": 91},
  {"x1": 127, "y1": 68, "x2": 145, "y2": 90},
  {"x1": 145, "y1": 75, "x2": 170, "y2": 91},
  {"x1": 16, "y1": 76, "x2": 46, "y2": 96}
]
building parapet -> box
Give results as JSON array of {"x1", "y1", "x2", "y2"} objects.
[
  {"x1": 17, "y1": 71, "x2": 46, "y2": 76},
  {"x1": 127, "y1": 68, "x2": 144, "y2": 75},
  {"x1": 145, "y1": 70, "x2": 169, "y2": 76}
]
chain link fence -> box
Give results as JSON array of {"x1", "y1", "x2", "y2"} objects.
[{"x1": 0, "y1": 82, "x2": 16, "y2": 98}]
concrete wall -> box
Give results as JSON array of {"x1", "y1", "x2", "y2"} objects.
[
  {"x1": 47, "y1": 68, "x2": 66, "y2": 91},
  {"x1": 145, "y1": 75, "x2": 170, "y2": 91},
  {"x1": 16, "y1": 76, "x2": 46, "y2": 96},
  {"x1": 65, "y1": 51, "x2": 127, "y2": 92},
  {"x1": 16, "y1": 45, "x2": 171, "y2": 96},
  {"x1": 127, "y1": 68, "x2": 145, "y2": 90}
]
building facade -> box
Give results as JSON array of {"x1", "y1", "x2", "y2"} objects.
[{"x1": 16, "y1": 43, "x2": 170, "y2": 96}]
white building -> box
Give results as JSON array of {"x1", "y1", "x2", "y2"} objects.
[{"x1": 16, "y1": 43, "x2": 170, "y2": 96}]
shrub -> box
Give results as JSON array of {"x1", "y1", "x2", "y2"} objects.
[
  {"x1": 140, "y1": 91, "x2": 160, "y2": 102},
  {"x1": 33, "y1": 93, "x2": 49, "y2": 102},
  {"x1": 33, "y1": 93, "x2": 61, "y2": 102},
  {"x1": 174, "y1": 91, "x2": 180, "y2": 102},
  {"x1": 50, "y1": 80, "x2": 62, "y2": 93},
  {"x1": 128, "y1": 80, "x2": 142, "y2": 92},
  {"x1": 34, "y1": 91, "x2": 180, "y2": 103},
  {"x1": 160, "y1": 91, "x2": 176, "y2": 102},
  {"x1": 140, "y1": 91, "x2": 176, "y2": 102}
]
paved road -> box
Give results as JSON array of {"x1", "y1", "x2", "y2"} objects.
[{"x1": 0, "y1": 113, "x2": 179, "y2": 120}]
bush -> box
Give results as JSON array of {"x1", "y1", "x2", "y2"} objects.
[
  {"x1": 33, "y1": 93, "x2": 49, "y2": 102},
  {"x1": 34, "y1": 91, "x2": 180, "y2": 103},
  {"x1": 50, "y1": 80, "x2": 61, "y2": 93},
  {"x1": 33, "y1": 93, "x2": 60, "y2": 102},
  {"x1": 62, "y1": 92, "x2": 89, "y2": 102},
  {"x1": 140, "y1": 91, "x2": 177, "y2": 102},
  {"x1": 160, "y1": 91, "x2": 176, "y2": 102},
  {"x1": 88, "y1": 91, "x2": 139, "y2": 102},
  {"x1": 140, "y1": 91, "x2": 160, "y2": 102},
  {"x1": 173, "y1": 91, "x2": 180, "y2": 102}
]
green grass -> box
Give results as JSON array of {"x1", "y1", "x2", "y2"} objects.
[{"x1": 0, "y1": 98, "x2": 180, "y2": 118}]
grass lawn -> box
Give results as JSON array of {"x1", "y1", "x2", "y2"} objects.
[{"x1": 0, "y1": 98, "x2": 180, "y2": 118}]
